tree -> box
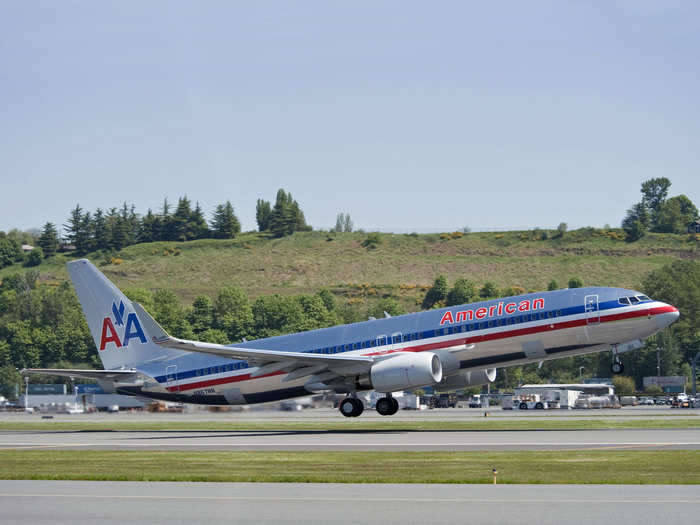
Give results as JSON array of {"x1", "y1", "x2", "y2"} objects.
[
  {"x1": 0, "y1": 234, "x2": 21, "y2": 268},
  {"x1": 335, "y1": 213, "x2": 354, "y2": 233},
  {"x1": 63, "y1": 204, "x2": 92, "y2": 254},
  {"x1": 37, "y1": 223, "x2": 59, "y2": 257},
  {"x1": 92, "y1": 209, "x2": 109, "y2": 251},
  {"x1": 0, "y1": 365, "x2": 21, "y2": 399},
  {"x1": 547, "y1": 280, "x2": 559, "y2": 291},
  {"x1": 268, "y1": 189, "x2": 310, "y2": 237},
  {"x1": 622, "y1": 202, "x2": 650, "y2": 241},
  {"x1": 640, "y1": 177, "x2": 671, "y2": 218},
  {"x1": 368, "y1": 297, "x2": 404, "y2": 319},
  {"x1": 422, "y1": 275, "x2": 449, "y2": 309},
  {"x1": 612, "y1": 375, "x2": 636, "y2": 395},
  {"x1": 190, "y1": 202, "x2": 210, "y2": 239},
  {"x1": 317, "y1": 289, "x2": 336, "y2": 311},
  {"x1": 138, "y1": 209, "x2": 161, "y2": 243},
  {"x1": 214, "y1": 286, "x2": 253, "y2": 342},
  {"x1": 189, "y1": 295, "x2": 214, "y2": 334},
  {"x1": 446, "y1": 278, "x2": 477, "y2": 306},
  {"x1": 655, "y1": 195, "x2": 699, "y2": 233},
  {"x1": 479, "y1": 281, "x2": 499, "y2": 299},
  {"x1": 211, "y1": 201, "x2": 241, "y2": 239},
  {"x1": 643, "y1": 260, "x2": 700, "y2": 365},
  {"x1": 256, "y1": 199, "x2": 271, "y2": 232}
]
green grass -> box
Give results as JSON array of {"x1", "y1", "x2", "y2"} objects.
[
  {"x1": 1, "y1": 450, "x2": 698, "y2": 484},
  {"x1": 2, "y1": 229, "x2": 697, "y2": 305},
  {"x1": 1, "y1": 418, "x2": 698, "y2": 432}
]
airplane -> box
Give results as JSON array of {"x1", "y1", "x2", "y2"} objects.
[{"x1": 23, "y1": 259, "x2": 679, "y2": 417}]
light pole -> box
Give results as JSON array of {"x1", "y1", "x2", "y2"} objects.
[
  {"x1": 656, "y1": 347, "x2": 662, "y2": 378},
  {"x1": 579, "y1": 366, "x2": 585, "y2": 382},
  {"x1": 24, "y1": 376, "x2": 29, "y2": 410}
]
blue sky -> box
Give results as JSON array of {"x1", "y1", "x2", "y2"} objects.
[{"x1": 2, "y1": 1, "x2": 699, "y2": 233}]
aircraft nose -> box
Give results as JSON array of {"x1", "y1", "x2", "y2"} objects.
[{"x1": 656, "y1": 305, "x2": 679, "y2": 329}]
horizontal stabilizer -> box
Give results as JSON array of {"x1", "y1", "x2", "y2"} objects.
[{"x1": 21, "y1": 368, "x2": 139, "y2": 381}]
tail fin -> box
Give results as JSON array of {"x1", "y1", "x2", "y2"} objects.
[{"x1": 67, "y1": 259, "x2": 181, "y2": 370}]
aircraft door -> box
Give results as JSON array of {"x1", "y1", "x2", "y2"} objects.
[
  {"x1": 165, "y1": 364, "x2": 179, "y2": 393},
  {"x1": 584, "y1": 295, "x2": 600, "y2": 325}
]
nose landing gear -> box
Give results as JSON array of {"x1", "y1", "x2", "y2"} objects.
[
  {"x1": 339, "y1": 396, "x2": 364, "y2": 417},
  {"x1": 610, "y1": 344, "x2": 625, "y2": 374},
  {"x1": 375, "y1": 394, "x2": 399, "y2": 416}
]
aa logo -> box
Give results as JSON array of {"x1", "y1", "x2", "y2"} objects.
[{"x1": 99, "y1": 300, "x2": 147, "y2": 350}]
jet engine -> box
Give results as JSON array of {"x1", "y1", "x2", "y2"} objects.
[
  {"x1": 370, "y1": 352, "x2": 443, "y2": 392},
  {"x1": 438, "y1": 368, "x2": 497, "y2": 390}
]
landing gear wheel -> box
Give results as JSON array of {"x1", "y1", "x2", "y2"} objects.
[
  {"x1": 351, "y1": 397, "x2": 364, "y2": 417},
  {"x1": 388, "y1": 397, "x2": 399, "y2": 415},
  {"x1": 376, "y1": 397, "x2": 393, "y2": 416},
  {"x1": 340, "y1": 397, "x2": 364, "y2": 417},
  {"x1": 611, "y1": 361, "x2": 624, "y2": 374}
]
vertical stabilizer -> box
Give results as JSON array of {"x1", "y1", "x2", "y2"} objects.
[{"x1": 67, "y1": 259, "x2": 182, "y2": 370}]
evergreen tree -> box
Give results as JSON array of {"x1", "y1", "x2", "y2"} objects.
[
  {"x1": 64, "y1": 204, "x2": 92, "y2": 254},
  {"x1": 173, "y1": 196, "x2": 192, "y2": 241},
  {"x1": 256, "y1": 199, "x2": 271, "y2": 231},
  {"x1": 190, "y1": 202, "x2": 210, "y2": 239},
  {"x1": 91, "y1": 209, "x2": 109, "y2": 251},
  {"x1": 138, "y1": 209, "x2": 160, "y2": 243},
  {"x1": 268, "y1": 189, "x2": 310, "y2": 237},
  {"x1": 106, "y1": 207, "x2": 127, "y2": 250},
  {"x1": 211, "y1": 201, "x2": 241, "y2": 239},
  {"x1": 160, "y1": 197, "x2": 177, "y2": 241},
  {"x1": 37, "y1": 222, "x2": 59, "y2": 257}
]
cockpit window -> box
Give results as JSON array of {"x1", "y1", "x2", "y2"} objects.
[
  {"x1": 637, "y1": 295, "x2": 651, "y2": 302},
  {"x1": 629, "y1": 296, "x2": 640, "y2": 304},
  {"x1": 619, "y1": 297, "x2": 630, "y2": 305}
]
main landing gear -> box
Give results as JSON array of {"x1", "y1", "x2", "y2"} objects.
[
  {"x1": 610, "y1": 344, "x2": 625, "y2": 374},
  {"x1": 375, "y1": 394, "x2": 399, "y2": 416},
  {"x1": 339, "y1": 396, "x2": 364, "y2": 417}
]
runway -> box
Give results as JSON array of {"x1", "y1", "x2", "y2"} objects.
[
  {"x1": 2, "y1": 427, "x2": 699, "y2": 451},
  {"x1": 0, "y1": 481, "x2": 697, "y2": 525}
]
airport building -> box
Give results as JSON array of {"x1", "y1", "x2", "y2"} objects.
[{"x1": 643, "y1": 376, "x2": 687, "y2": 394}]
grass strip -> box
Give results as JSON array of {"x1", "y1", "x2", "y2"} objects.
[
  {"x1": 0, "y1": 418, "x2": 698, "y2": 432},
  {"x1": 0, "y1": 450, "x2": 698, "y2": 484}
]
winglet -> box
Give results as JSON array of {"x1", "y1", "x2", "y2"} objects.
[{"x1": 132, "y1": 302, "x2": 171, "y2": 344}]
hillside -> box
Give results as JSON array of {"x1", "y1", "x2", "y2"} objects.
[{"x1": 2, "y1": 229, "x2": 698, "y2": 309}]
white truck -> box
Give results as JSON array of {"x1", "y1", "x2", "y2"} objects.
[{"x1": 503, "y1": 394, "x2": 549, "y2": 410}]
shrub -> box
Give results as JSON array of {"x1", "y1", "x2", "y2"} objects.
[
  {"x1": 567, "y1": 277, "x2": 583, "y2": 289},
  {"x1": 23, "y1": 247, "x2": 43, "y2": 267},
  {"x1": 361, "y1": 232, "x2": 381, "y2": 250}
]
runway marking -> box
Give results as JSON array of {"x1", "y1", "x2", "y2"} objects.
[{"x1": 0, "y1": 492, "x2": 698, "y2": 504}]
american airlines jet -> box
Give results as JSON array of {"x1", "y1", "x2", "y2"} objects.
[{"x1": 25, "y1": 259, "x2": 679, "y2": 417}]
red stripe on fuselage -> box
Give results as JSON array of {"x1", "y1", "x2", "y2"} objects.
[{"x1": 167, "y1": 305, "x2": 675, "y2": 392}]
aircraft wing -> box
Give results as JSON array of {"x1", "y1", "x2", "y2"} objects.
[
  {"x1": 132, "y1": 303, "x2": 374, "y2": 382},
  {"x1": 21, "y1": 368, "x2": 140, "y2": 381}
]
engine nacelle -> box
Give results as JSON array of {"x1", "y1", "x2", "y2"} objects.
[
  {"x1": 438, "y1": 368, "x2": 497, "y2": 390},
  {"x1": 370, "y1": 352, "x2": 443, "y2": 393}
]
